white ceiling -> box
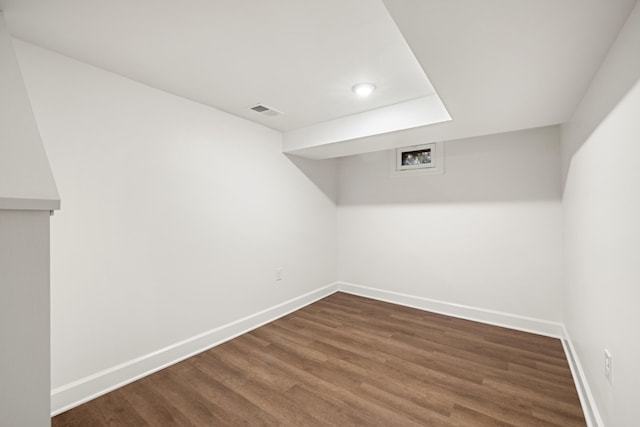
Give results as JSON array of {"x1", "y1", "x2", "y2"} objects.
[
  {"x1": 0, "y1": 0, "x2": 439, "y2": 133},
  {"x1": 285, "y1": 0, "x2": 638, "y2": 158},
  {"x1": 385, "y1": 0, "x2": 638, "y2": 135},
  {"x1": 0, "y1": 0, "x2": 637, "y2": 158}
]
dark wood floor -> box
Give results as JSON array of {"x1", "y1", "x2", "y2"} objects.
[{"x1": 52, "y1": 292, "x2": 585, "y2": 426}]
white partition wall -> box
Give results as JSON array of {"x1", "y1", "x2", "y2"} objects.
[
  {"x1": 562, "y1": 3, "x2": 640, "y2": 425},
  {"x1": 0, "y1": 13, "x2": 59, "y2": 426},
  {"x1": 0, "y1": 211, "x2": 52, "y2": 426}
]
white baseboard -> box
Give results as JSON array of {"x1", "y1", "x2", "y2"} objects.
[
  {"x1": 337, "y1": 282, "x2": 564, "y2": 338},
  {"x1": 51, "y1": 283, "x2": 339, "y2": 416},
  {"x1": 561, "y1": 327, "x2": 603, "y2": 427},
  {"x1": 337, "y1": 282, "x2": 601, "y2": 425},
  {"x1": 52, "y1": 281, "x2": 599, "y2": 426}
]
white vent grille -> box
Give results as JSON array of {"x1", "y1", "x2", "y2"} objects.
[{"x1": 250, "y1": 104, "x2": 281, "y2": 117}]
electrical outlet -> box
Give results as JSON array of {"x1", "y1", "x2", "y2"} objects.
[
  {"x1": 604, "y1": 349, "x2": 612, "y2": 385},
  {"x1": 275, "y1": 268, "x2": 283, "y2": 281}
]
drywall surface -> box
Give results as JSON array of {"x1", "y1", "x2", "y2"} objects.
[
  {"x1": 283, "y1": 95, "x2": 451, "y2": 155},
  {"x1": 15, "y1": 40, "x2": 337, "y2": 394},
  {"x1": 0, "y1": 210, "x2": 51, "y2": 426},
  {"x1": 0, "y1": 14, "x2": 58, "y2": 209},
  {"x1": 562, "y1": 4, "x2": 640, "y2": 425},
  {"x1": 563, "y1": 79, "x2": 640, "y2": 427},
  {"x1": 561, "y1": 1, "x2": 640, "y2": 183},
  {"x1": 338, "y1": 126, "x2": 563, "y2": 322}
]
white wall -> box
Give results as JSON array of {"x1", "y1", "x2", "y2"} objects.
[
  {"x1": 15, "y1": 40, "x2": 338, "y2": 406},
  {"x1": 562, "y1": 2, "x2": 640, "y2": 426},
  {"x1": 0, "y1": 13, "x2": 58, "y2": 209},
  {"x1": 0, "y1": 210, "x2": 51, "y2": 427},
  {"x1": 561, "y1": 1, "x2": 640, "y2": 182},
  {"x1": 1, "y1": 14, "x2": 55, "y2": 426},
  {"x1": 11, "y1": 7, "x2": 638, "y2": 424},
  {"x1": 338, "y1": 126, "x2": 563, "y2": 322}
]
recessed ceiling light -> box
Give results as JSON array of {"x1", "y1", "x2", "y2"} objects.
[{"x1": 352, "y1": 82, "x2": 376, "y2": 98}]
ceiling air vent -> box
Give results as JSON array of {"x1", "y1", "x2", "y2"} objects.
[{"x1": 250, "y1": 104, "x2": 281, "y2": 117}]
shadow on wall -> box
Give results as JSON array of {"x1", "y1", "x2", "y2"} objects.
[
  {"x1": 285, "y1": 154, "x2": 339, "y2": 205},
  {"x1": 560, "y1": 2, "x2": 640, "y2": 184},
  {"x1": 337, "y1": 126, "x2": 563, "y2": 206}
]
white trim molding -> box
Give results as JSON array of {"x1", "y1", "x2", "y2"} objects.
[
  {"x1": 337, "y1": 282, "x2": 564, "y2": 338},
  {"x1": 51, "y1": 281, "x2": 600, "y2": 426},
  {"x1": 337, "y1": 282, "x2": 600, "y2": 426},
  {"x1": 51, "y1": 283, "x2": 339, "y2": 416},
  {"x1": 0, "y1": 196, "x2": 60, "y2": 211},
  {"x1": 561, "y1": 327, "x2": 604, "y2": 427}
]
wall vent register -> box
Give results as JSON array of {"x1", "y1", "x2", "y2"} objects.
[{"x1": 250, "y1": 104, "x2": 281, "y2": 117}]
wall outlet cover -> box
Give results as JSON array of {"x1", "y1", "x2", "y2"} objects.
[{"x1": 604, "y1": 349, "x2": 612, "y2": 385}]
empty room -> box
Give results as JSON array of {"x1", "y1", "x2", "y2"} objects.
[{"x1": 1, "y1": 0, "x2": 639, "y2": 426}]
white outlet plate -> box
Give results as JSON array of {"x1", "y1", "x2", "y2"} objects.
[
  {"x1": 275, "y1": 268, "x2": 283, "y2": 281},
  {"x1": 604, "y1": 349, "x2": 612, "y2": 385}
]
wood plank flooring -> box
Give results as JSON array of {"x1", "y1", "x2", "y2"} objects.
[{"x1": 52, "y1": 292, "x2": 586, "y2": 426}]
